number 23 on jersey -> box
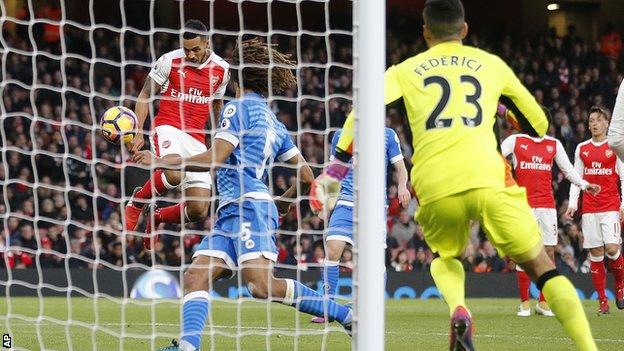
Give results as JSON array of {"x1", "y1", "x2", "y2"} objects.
[{"x1": 424, "y1": 74, "x2": 483, "y2": 130}]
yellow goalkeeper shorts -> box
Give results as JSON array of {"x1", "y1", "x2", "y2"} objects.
[{"x1": 415, "y1": 185, "x2": 542, "y2": 263}]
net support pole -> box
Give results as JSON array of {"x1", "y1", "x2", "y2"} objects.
[{"x1": 353, "y1": 0, "x2": 385, "y2": 350}]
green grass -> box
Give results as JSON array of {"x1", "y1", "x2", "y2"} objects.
[{"x1": 0, "y1": 297, "x2": 623, "y2": 350}]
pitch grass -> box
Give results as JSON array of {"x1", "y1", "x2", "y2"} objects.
[{"x1": 0, "y1": 297, "x2": 623, "y2": 350}]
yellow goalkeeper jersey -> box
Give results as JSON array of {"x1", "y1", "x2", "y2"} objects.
[{"x1": 337, "y1": 41, "x2": 547, "y2": 205}]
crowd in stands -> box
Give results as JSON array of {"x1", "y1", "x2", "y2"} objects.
[{"x1": 1, "y1": 6, "x2": 623, "y2": 276}]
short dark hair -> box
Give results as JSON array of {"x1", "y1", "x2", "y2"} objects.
[
  {"x1": 423, "y1": 0, "x2": 465, "y2": 40},
  {"x1": 589, "y1": 105, "x2": 611, "y2": 121},
  {"x1": 183, "y1": 20, "x2": 207, "y2": 40}
]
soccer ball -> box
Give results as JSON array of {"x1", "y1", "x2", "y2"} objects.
[{"x1": 100, "y1": 106, "x2": 138, "y2": 144}]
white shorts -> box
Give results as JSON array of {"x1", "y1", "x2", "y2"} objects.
[
  {"x1": 150, "y1": 125, "x2": 212, "y2": 191},
  {"x1": 532, "y1": 208, "x2": 558, "y2": 246},
  {"x1": 581, "y1": 211, "x2": 622, "y2": 249}
]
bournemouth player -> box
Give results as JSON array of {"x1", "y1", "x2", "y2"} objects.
[
  {"x1": 314, "y1": 0, "x2": 596, "y2": 349},
  {"x1": 309, "y1": 127, "x2": 410, "y2": 324},
  {"x1": 565, "y1": 106, "x2": 624, "y2": 314},
  {"x1": 502, "y1": 131, "x2": 600, "y2": 317},
  {"x1": 134, "y1": 39, "x2": 353, "y2": 351},
  {"x1": 125, "y1": 20, "x2": 229, "y2": 247}
]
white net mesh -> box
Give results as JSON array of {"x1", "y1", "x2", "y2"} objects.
[{"x1": 0, "y1": 0, "x2": 361, "y2": 350}]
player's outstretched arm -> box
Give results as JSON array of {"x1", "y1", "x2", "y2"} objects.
[
  {"x1": 497, "y1": 58, "x2": 548, "y2": 137},
  {"x1": 132, "y1": 139, "x2": 234, "y2": 172},
  {"x1": 393, "y1": 159, "x2": 410, "y2": 208},
  {"x1": 565, "y1": 145, "x2": 584, "y2": 219},
  {"x1": 276, "y1": 154, "x2": 314, "y2": 215},
  {"x1": 130, "y1": 76, "x2": 162, "y2": 153},
  {"x1": 553, "y1": 139, "x2": 599, "y2": 195}
]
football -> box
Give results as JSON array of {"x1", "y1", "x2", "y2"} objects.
[{"x1": 100, "y1": 106, "x2": 138, "y2": 144}]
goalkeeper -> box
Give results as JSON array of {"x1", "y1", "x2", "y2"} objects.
[{"x1": 313, "y1": 0, "x2": 596, "y2": 350}]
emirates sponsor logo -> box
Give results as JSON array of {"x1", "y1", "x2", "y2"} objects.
[
  {"x1": 519, "y1": 156, "x2": 551, "y2": 171},
  {"x1": 169, "y1": 87, "x2": 210, "y2": 104},
  {"x1": 585, "y1": 161, "x2": 613, "y2": 175}
]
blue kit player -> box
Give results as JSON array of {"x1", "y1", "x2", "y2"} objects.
[
  {"x1": 310, "y1": 128, "x2": 410, "y2": 323},
  {"x1": 134, "y1": 38, "x2": 353, "y2": 351}
]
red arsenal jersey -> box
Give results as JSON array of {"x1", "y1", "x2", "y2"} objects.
[
  {"x1": 510, "y1": 135, "x2": 557, "y2": 208},
  {"x1": 573, "y1": 139, "x2": 622, "y2": 213},
  {"x1": 502, "y1": 134, "x2": 587, "y2": 209},
  {"x1": 149, "y1": 49, "x2": 229, "y2": 143}
]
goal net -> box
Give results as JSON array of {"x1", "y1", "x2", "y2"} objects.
[{"x1": 0, "y1": 0, "x2": 386, "y2": 350}]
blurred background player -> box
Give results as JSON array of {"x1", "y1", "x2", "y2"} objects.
[
  {"x1": 314, "y1": 0, "x2": 597, "y2": 349},
  {"x1": 565, "y1": 106, "x2": 624, "y2": 314},
  {"x1": 124, "y1": 20, "x2": 229, "y2": 248},
  {"x1": 501, "y1": 123, "x2": 600, "y2": 317},
  {"x1": 608, "y1": 80, "x2": 624, "y2": 160},
  {"x1": 134, "y1": 38, "x2": 353, "y2": 351},
  {"x1": 309, "y1": 127, "x2": 410, "y2": 324}
]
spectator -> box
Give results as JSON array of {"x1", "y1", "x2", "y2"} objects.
[
  {"x1": 340, "y1": 248, "x2": 353, "y2": 272},
  {"x1": 38, "y1": 237, "x2": 63, "y2": 268},
  {"x1": 391, "y1": 250, "x2": 413, "y2": 272},
  {"x1": 407, "y1": 225, "x2": 427, "y2": 251},
  {"x1": 599, "y1": 23, "x2": 622, "y2": 61},
  {"x1": 68, "y1": 239, "x2": 88, "y2": 269},
  {"x1": 412, "y1": 248, "x2": 430, "y2": 271},
  {"x1": 107, "y1": 242, "x2": 124, "y2": 267},
  {"x1": 557, "y1": 245, "x2": 579, "y2": 274},
  {"x1": 18, "y1": 224, "x2": 37, "y2": 251},
  {"x1": 475, "y1": 241, "x2": 506, "y2": 273},
  {"x1": 390, "y1": 210, "x2": 416, "y2": 248}
]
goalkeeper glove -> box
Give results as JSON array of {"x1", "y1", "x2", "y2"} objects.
[{"x1": 310, "y1": 158, "x2": 350, "y2": 217}]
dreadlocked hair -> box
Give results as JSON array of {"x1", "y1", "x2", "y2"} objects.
[{"x1": 232, "y1": 38, "x2": 297, "y2": 96}]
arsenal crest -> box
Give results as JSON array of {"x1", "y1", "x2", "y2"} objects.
[
  {"x1": 211, "y1": 76, "x2": 220, "y2": 86},
  {"x1": 606, "y1": 149, "x2": 613, "y2": 158},
  {"x1": 546, "y1": 145, "x2": 554, "y2": 153}
]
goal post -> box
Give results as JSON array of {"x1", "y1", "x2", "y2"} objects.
[{"x1": 352, "y1": 0, "x2": 386, "y2": 350}]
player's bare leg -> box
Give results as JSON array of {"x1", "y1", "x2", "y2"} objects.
[
  {"x1": 515, "y1": 263, "x2": 531, "y2": 317},
  {"x1": 125, "y1": 154, "x2": 182, "y2": 233},
  {"x1": 604, "y1": 243, "x2": 624, "y2": 310},
  {"x1": 241, "y1": 257, "x2": 353, "y2": 332},
  {"x1": 144, "y1": 186, "x2": 211, "y2": 250},
  {"x1": 588, "y1": 246, "x2": 610, "y2": 314},
  {"x1": 312, "y1": 239, "x2": 347, "y2": 324},
  {"x1": 162, "y1": 255, "x2": 229, "y2": 351},
  {"x1": 534, "y1": 246, "x2": 556, "y2": 316},
  {"x1": 517, "y1": 247, "x2": 597, "y2": 351}
]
